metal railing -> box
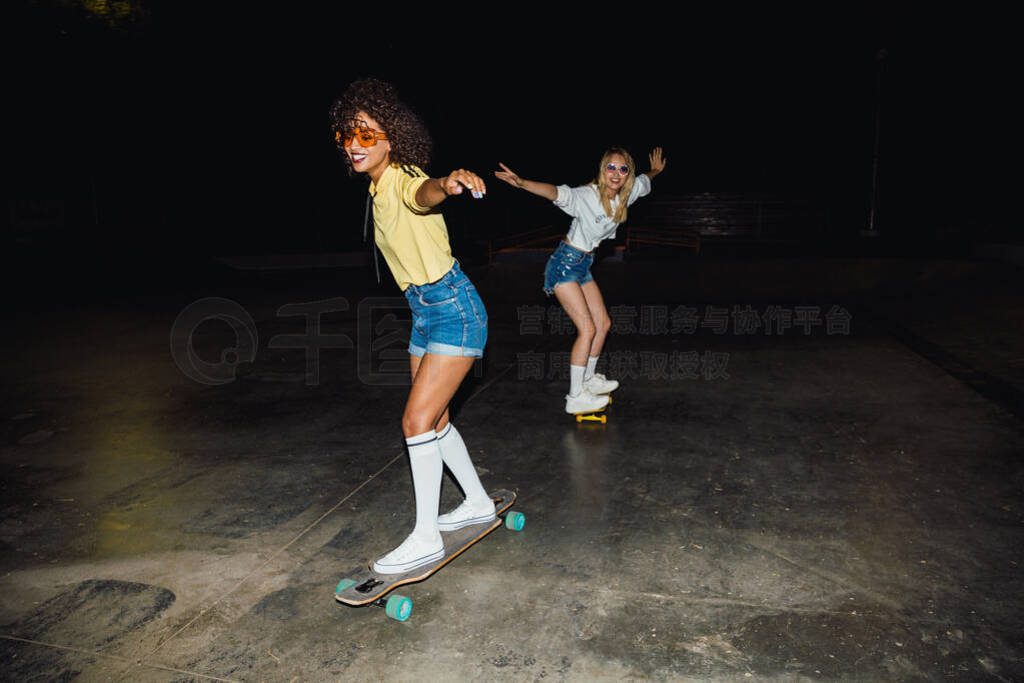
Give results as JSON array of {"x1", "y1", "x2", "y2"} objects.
[
  {"x1": 487, "y1": 224, "x2": 562, "y2": 263},
  {"x1": 486, "y1": 193, "x2": 823, "y2": 262}
]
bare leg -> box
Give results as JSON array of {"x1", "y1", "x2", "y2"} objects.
[
  {"x1": 373, "y1": 352, "x2": 477, "y2": 574},
  {"x1": 580, "y1": 280, "x2": 612, "y2": 360},
  {"x1": 409, "y1": 355, "x2": 449, "y2": 431},
  {"x1": 554, "y1": 281, "x2": 611, "y2": 410},
  {"x1": 553, "y1": 282, "x2": 596, "y2": 367},
  {"x1": 409, "y1": 355, "x2": 494, "y2": 528},
  {"x1": 402, "y1": 353, "x2": 476, "y2": 437}
]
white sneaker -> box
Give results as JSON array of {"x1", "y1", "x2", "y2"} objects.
[
  {"x1": 565, "y1": 390, "x2": 610, "y2": 415},
  {"x1": 584, "y1": 373, "x2": 619, "y2": 394},
  {"x1": 372, "y1": 532, "x2": 444, "y2": 575},
  {"x1": 438, "y1": 499, "x2": 497, "y2": 531}
]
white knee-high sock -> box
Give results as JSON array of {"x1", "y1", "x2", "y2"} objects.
[
  {"x1": 570, "y1": 365, "x2": 586, "y2": 396},
  {"x1": 406, "y1": 430, "x2": 442, "y2": 540},
  {"x1": 585, "y1": 356, "x2": 599, "y2": 381},
  {"x1": 436, "y1": 423, "x2": 490, "y2": 506}
]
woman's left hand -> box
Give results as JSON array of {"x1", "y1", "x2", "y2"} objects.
[
  {"x1": 441, "y1": 170, "x2": 487, "y2": 198},
  {"x1": 648, "y1": 147, "x2": 667, "y2": 176}
]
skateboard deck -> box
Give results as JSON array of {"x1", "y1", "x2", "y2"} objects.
[
  {"x1": 574, "y1": 394, "x2": 612, "y2": 423},
  {"x1": 335, "y1": 489, "x2": 522, "y2": 620}
]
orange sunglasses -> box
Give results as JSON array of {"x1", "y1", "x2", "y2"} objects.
[{"x1": 336, "y1": 123, "x2": 388, "y2": 148}]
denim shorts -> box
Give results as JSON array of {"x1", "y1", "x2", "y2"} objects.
[
  {"x1": 405, "y1": 261, "x2": 488, "y2": 358},
  {"x1": 543, "y1": 241, "x2": 594, "y2": 295}
]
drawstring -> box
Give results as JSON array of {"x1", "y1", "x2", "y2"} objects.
[{"x1": 363, "y1": 191, "x2": 380, "y2": 284}]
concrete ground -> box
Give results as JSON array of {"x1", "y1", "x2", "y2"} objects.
[{"x1": 2, "y1": 255, "x2": 1023, "y2": 681}]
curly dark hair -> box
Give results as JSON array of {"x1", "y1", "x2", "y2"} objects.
[{"x1": 329, "y1": 78, "x2": 432, "y2": 176}]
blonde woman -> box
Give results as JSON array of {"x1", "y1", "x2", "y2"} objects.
[{"x1": 495, "y1": 147, "x2": 666, "y2": 414}]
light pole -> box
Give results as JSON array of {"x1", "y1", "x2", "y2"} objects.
[{"x1": 863, "y1": 47, "x2": 887, "y2": 238}]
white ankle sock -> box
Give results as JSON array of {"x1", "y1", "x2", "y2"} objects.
[
  {"x1": 585, "y1": 356, "x2": 599, "y2": 381},
  {"x1": 570, "y1": 365, "x2": 586, "y2": 396},
  {"x1": 406, "y1": 430, "x2": 442, "y2": 540},
  {"x1": 436, "y1": 423, "x2": 490, "y2": 507}
]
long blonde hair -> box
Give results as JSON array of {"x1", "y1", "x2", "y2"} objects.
[{"x1": 593, "y1": 146, "x2": 636, "y2": 222}]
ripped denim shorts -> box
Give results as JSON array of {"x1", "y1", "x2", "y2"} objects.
[{"x1": 543, "y1": 241, "x2": 594, "y2": 295}]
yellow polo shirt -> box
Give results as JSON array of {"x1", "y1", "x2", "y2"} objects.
[{"x1": 369, "y1": 163, "x2": 455, "y2": 291}]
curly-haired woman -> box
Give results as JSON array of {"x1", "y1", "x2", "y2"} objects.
[
  {"x1": 495, "y1": 146, "x2": 667, "y2": 415},
  {"x1": 330, "y1": 78, "x2": 495, "y2": 574}
]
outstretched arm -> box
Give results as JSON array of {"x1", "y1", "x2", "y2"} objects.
[
  {"x1": 494, "y1": 162, "x2": 558, "y2": 201},
  {"x1": 415, "y1": 169, "x2": 488, "y2": 208},
  {"x1": 643, "y1": 147, "x2": 667, "y2": 180}
]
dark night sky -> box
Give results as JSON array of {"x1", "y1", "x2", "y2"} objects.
[{"x1": 4, "y1": 4, "x2": 1016, "y2": 266}]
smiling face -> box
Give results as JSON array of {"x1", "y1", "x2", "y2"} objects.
[
  {"x1": 345, "y1": 110, "x2": 392, "y2": 182},
  {"x1": 603, "y1": 152, "x2": 630, "y2": 195}
]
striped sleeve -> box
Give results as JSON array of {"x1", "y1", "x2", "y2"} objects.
[{"x1": 396, "y1": 164, "x2": 432, "y2": 214}]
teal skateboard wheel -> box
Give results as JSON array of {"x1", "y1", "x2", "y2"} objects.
[
  {"x1": 335, "y1": 578, "x2": 356, "y2": 594},
  {"x1": 505, "y1": 511, "x2": 525, "y2": 531},
  {"x1": 385, "y1": 594, "x2": 412, "y2": 621}
]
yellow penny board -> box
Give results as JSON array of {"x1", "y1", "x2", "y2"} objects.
[{"x1": 573, "y1": 394, "x2": 612, "y2": 423}]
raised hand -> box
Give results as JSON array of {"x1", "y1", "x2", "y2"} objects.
[
  {"x1": 441, "y1": 169, "x2": 487, "y2": 198},
  {"x1": 648, "y1": 147, "x2": 667, "y2": 176},
  {"x1": 494, "y1": 162, "x2": 525, "y2": 188}
]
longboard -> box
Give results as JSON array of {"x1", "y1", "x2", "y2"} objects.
[{"x1": 335, "y1": 489, "x2": 523, "y2": 621}]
